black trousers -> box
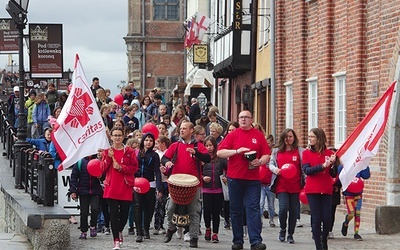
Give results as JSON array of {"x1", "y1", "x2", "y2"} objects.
[
  {"x1": 134, "y1": 188, "x2": 156, "y2": 234},
  {"x1": 79, "y1": 195, "x2": 100, "y2": 233},
  {"x1": 203, "y1": 192, "x2": 223, "y2": 233},
  {"x1": 107, "y1": 198, "x2": 131, "y2": 240}
]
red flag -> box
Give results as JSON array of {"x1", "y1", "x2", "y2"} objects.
[
  {"x1": 184, "y1": 17, "x2": 196, "y2": 48},
  {"x1": 337, "y1": 81, "x2": 397, "y2": 190},
  {"x1": 52, "y1": 54, "x2": 110, "y2": 171}
]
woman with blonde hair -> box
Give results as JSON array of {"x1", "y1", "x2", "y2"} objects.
[
  {"x1": 32, "y1": 92, "x2": 51, "y2": 138},
  {"x1": 171, "y1": 107, "x2": 186, "y2": 126},
  {"x1": 209, "y1": 122, "x2": 224, "y2": 144},
  {"x1": 96, "y1": 88, "x2": 108, "y2": 109}
]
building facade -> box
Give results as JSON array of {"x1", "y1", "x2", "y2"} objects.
[
  {"x1": 275, "y1": 0, "x2": 400, "y2": 221},
  {"x1": 125, "y1": 0, "x2": 186, "y2": 102}
]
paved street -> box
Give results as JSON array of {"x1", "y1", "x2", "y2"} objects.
[{"x1": 67, "y1": 212, "x2": 399, "y2": 250}]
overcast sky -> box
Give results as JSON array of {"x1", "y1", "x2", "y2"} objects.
[{"x1": 0, "y1": 0, "x2": 128, "y2": 96}]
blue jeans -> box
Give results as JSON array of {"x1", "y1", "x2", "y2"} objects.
[
  {"x1": 260, "y1": 185, "x2": 275, "y2": 221},
  {"x1": 228, "y1": 178, "x2": 262, "y2": 246},
  {"x1": 277, "y1": 192, "x2": 299, "y2": 235},
  {"x1": 307, "y1": 194, "x2": 332, "y2": 249}
]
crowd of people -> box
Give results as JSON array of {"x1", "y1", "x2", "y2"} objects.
[{"x1": 6, "y1": 77, "x2": 370, "y2": 250}]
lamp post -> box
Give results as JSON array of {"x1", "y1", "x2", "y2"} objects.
[{"x1": 6, "y1": 0, "x2": 30, "y2": 189}]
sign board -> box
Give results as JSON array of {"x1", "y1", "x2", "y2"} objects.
[
  {"x1": 193, "y1": 44, "x2": 208, "y2": 64},
  {"x1": 0, "y1": 18, "x2": 18, "y2": 53},
  {"x1": 29, "y1": 23, "x2": 63, "y2": 78},
  {"x1": 57, "y1": 169, "x2": 80, "y2": 215},
  {"x1": 234, "y1": 0, "x2": 243, "y2": 30}
]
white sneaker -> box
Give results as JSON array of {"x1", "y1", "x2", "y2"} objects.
[
  {"x1": 184, "y1": 232, "x2": 190, "y2": 242},
  {"x1": 296, "y1": 219, "x2": 304, "y2": 227},
  {"x1": 176, "y1": 227, "x2": 183, "y2": 239},
  {"x1": 328, "y1": 231, "x2": 334, "y2": 239},
  {"x1": 112, "y1": 240, "x2": 120, "y2": 250}
]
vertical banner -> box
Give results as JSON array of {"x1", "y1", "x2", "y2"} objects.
[
  {"x1": 29, "y1": 23, "x2": 63, "y2": 78},
  {"x1": 57, "y1": 169, "x2": 80, "y2": 215},
  {"x1": 0, "y1": 18, "x2": 19, "y2": 53}
]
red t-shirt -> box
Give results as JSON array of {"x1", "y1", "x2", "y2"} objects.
[
  {"x1": 218, "y1": 127, "x2": 271, "y2": 180},
  {"x1": 275, "y1": 149, "x2": 302, "y2": 194},
  {"x1": 163, "y1": 141, "x2": 209, "y2": 186},
  {"x1": 302, "y1": 149, "x2": 334, "y2": 194},
  {"x1": 102, "y1": 147, "x2": 138, "y2": 201}
]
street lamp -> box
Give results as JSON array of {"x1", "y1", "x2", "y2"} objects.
[{"x1": 6, "y1": 0, "x2": 30, "y2": 189}]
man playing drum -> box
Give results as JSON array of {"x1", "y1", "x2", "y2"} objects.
[
  {"x1": 217, "y1": 110, "x2": 271, "y2": 250},
  {"x1": 161, "y1": 120, "x2": 211, "y2": 248}
]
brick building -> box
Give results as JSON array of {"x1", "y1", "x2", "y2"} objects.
[
  {"x1": 124, "y1": 0, "x2": 186, "y2": 103},
  {"x1": 275, "y1": 0, "x2": 400, "y2": 222}
]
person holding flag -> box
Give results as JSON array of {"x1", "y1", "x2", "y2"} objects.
[
  {"x1": 100, "y1": 127, "x2": 138, "y2": 250},
  {"x1": 340, "y1": 166, "x2": 370, "y2": 241},
  {"x1": 302, "y1": 128, "x2": 338, "y2": 250}
]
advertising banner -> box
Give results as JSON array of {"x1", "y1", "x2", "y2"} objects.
[
  {"x1": 0, "y1": 18, "x2": 19, "y2": 54},
  {"x1": 29, "y1": 23, "x2": 63, "y2": 78}
]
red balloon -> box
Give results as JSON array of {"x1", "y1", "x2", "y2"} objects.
[
  {"x1": 134, "y1": 177, "x2": 150, "y2": 194},
  {"x1": 259, "y1": 165, "x2": 269, "y2": 180},
  {"x1": 346, "y1": 177, "x2": 364, "y2": 193},
  {"x1": 114, "y1": 94, "x2": 124, "y2": 106},
  {"x1": 299, "y1": 189, "x2": 308, "y2": 204},
  {"x1": 87, "y1": 159, "x2": 102, "y2": 177},
  {"x1": 142, "y1": 123, "x2": 159, "y2": 140},
  {"x1": 280, "y1": 163, "x2": 297, "y2": 179}
]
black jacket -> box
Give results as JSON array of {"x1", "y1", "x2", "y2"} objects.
[
  {"x1": 136, "y1": 149, "x2": 162, "y2": 191},
  {"x1": 202, "y1": 157, "x2": 227, "y2": 189},
  {"x1": 189, "y1": 103, "x2": 201, "y2": 124},
  {"x1": 69, "y1": 157, "x2": 103, "y2": 196}
]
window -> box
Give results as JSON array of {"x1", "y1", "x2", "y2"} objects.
[
  {"x1": 307, "y1": 77, "x2": 318, "y2": 130},
  {"x1": 154, "y1": 0, "x2": 179, "y2": 21},
  {"x1": 284, "y1": 81, "x2": 293, "y2": 128},
  {"x1": 258, "y1": 0, "x2": 270, "y2": 48},
  {"x1": 155, "y1": 76, "x2": 179, "y2": 102},
  {"x1": 156, "y1": 77, "x2": 166, "y2": 88},
  {"x1": 333, "y1": 72, "x2": 347, "y2": 148}
]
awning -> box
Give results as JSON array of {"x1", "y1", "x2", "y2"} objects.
[{"x1": 184, "y1": 68, "x2": 214, "y2": 96}]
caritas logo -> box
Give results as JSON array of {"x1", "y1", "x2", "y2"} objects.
[{"x1": 64, "y1": 88, "x2": 94, "y2": 128}]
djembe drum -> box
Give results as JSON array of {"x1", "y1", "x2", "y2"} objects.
[{"x1": 167, "y1": 174, "x2": 200, "y2": 227}]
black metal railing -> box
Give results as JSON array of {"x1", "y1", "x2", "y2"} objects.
[{"x1": 0, "y1": 100, "x2": 56, "y2": 206}]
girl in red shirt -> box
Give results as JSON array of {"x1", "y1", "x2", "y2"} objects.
[
  {"x1": 269, "y1": 128, "x2": 304, "y2": 244},
  {"x1": 101, "y1": 127, "x2": 138, "y2": 250},
  {"x1": 302, "y1": 128, "x2": 337, "y2": 250}
]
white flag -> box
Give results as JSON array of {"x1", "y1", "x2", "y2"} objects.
[
  {"x1": 194, "y1": 14, "x2": 210, "y2": 44},
  {"x1": 337, "y1": 81, "x2": 396, "y2": 191},
  {"x1": 52, "y1": 54, "x2": 110, "y2": 171}
]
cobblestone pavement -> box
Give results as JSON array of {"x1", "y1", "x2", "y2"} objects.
[{"x1": 67, "y1": 212, "x2": 400, "y2": 250}]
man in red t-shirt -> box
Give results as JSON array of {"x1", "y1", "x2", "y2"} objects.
[
  {"x1": 217, "y1": 110, "x2": 271, "y2": 250},
  {"x1": 161, "y1": 120, "x2": 211, "y2": 248}
]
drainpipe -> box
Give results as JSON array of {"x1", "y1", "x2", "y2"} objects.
[
  {"x1": 142, "y1": 0, "x2": 146, "y2": 97},
  {"x1": 184, "y1": 0, "x2": 187, "y2": 98},
  {"x1": 270, "y1": 0, "x2": 276, "y2": 138},
  {"x1": 250, "y1": 0, "x2": 258, "y2": 100}
]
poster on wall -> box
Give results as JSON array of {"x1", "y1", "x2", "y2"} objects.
[
  {"x1": 57, "y1": 169, "x2": 80, "y2": 215},
  {"x1": 0, "y1": 18, "x2": 19, "y2": 54},
  {"x1": 29, "y1": 23, "x2": 63, "y2": 78}
]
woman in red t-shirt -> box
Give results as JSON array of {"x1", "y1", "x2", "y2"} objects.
[
  {"x1": 101, "y1": 127, "x2": 138, "y2": 250},
  {"x1": 302, "y1": 128, "x2": 337, "y2": 250},
  {"x1": 269, "y1": 128, "x2": 304, "y2": 244}
]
